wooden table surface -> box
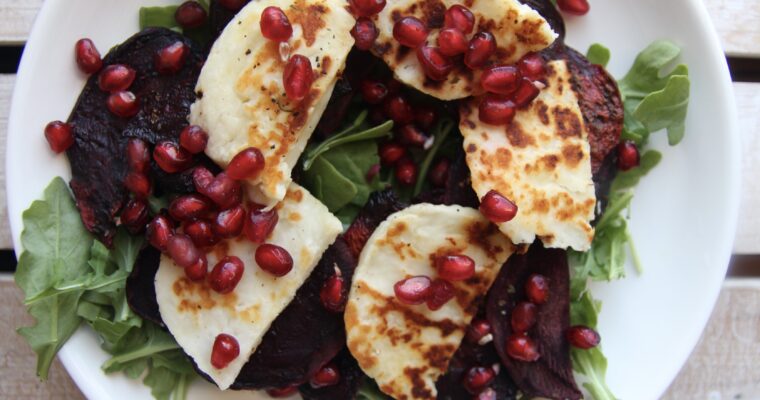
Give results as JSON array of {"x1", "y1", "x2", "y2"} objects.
[{"x1": 1, "y1": 1, "x2": 759, "y2": 399}]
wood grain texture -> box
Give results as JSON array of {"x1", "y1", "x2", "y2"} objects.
[
  {"x1": 0, "y1": 74, "x2": 12, "y2": 250},
  {"x1": 0, "y1": 0, "x2": 42, "y2": 45},
  {"x1": 734, "y1": 82, "x2": 760, "y2": 254}
]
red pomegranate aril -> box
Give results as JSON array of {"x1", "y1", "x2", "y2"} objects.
[
  {"x1": 310, "y1": 363, "x2": 341, "y2": 388},
  {"x1": 107, "y1": 91, "x2": 140, "y2": 118},
  {"x1": 360, "y1": 79, "x2": 388, "y2": 105},
  {"x1": 184, "y1": 220, "x2": 218, "y2": 248},
  {"x1": 154, "y1": 141, "x2": 193, "y2": 173},
  {"x1": 426, "y1": 279, "x2": 455, "y2": 311},
  {"x1": 209, "y1": 256, "x2": 245, "y2": 294},
  {"x1": 266, "y1": 386, "x2": 299, "y2": 398},
  {"x1": 444, "y1": 5, "x2": 475, "y2": 34},
  {"x1": 393, "y1": 276, "x2": 432, "y2": 305},
  {"x1": 479, "y1": 190, "x2": 518, "y2": 223},
  {"x1": 511, "y1": 302, "x2": 537, "y2": 333},
  {"x1": 175, "y1": 1, "x2": 208, "y2": 29},
  {"x1": 217, "y1": 0, "x2": 248, "y2": 11},
  {"x1": 211, "y1": 333, "x2": 240, "y2": 369},
  {"x1": 465, "y1": 32, "x2": 497, "y2": 70},
  {"x1": 395, "y1": 158, "x2": 417, "y2": 186},
  {"x1": 98, "y1": 64, "x2": 136, "y2": 93},
  {"x1": 124, "y1": 171, "x2": 152, "y2": 199},
  {"x1": 127, "y1": 138, "x2": 150, "y2": 173},
  {"x1": 617, "y1": 140, "x2": 640, "y2": 171},
  {"x1": 226, "y1": 147, "x2": 265, "y2": 180},
  {"x1": 169, "y1": 194, "x2": 213, "y2": 221},
  {"x1": 44, "y1": 121, "x2": 74, "y2": 153},
  {"x1": 506, "y1": 333, "x2": 540, "y2": 362},
  {"x1": 512, "y1": 78, "x2": 541, "y2": 108},
  {"x1": 283, "y1": 54, "x2": 315, "y2": 101},
  {"x1": 466, "y1": 318, "x2": 492, "y2": 344},
  {"x1": 167, "y1": 234, "x2": 201, "y2": 268},
  {"x1": 349, "y1": 0, "x2": 386, "y2": 17},
  {"x1": 566, "y1": 325, "x2": 601, "y2": 349},
  {"x1": 244, "y1": 207, "x2": 279, "y2": 243},
  {"x1": 147, "y1": 215, "x2": 174, "y2": 251},
  {"x1": 557, "y1": 0, "x2": 590, "y2": 15},
  {"x1": 416, "y1": 46, "x2": 453, "y2": 81},
  {"x1": 185, "y1": 253, "x2": 208, "y2": 281},
  {"x1": 320, "y1": 273, "x2": 345, "y2": 313},
  {"x1": 393, "y1": 17, "x2": 428, "y2": 48},
  {"x1": 437, "y1": 28, "x2": 468, "y2": 57},
  {"x1": 179, "y1": 125, "x2": 208, "y2": 154},
  {"x1": 478, "y1": 95, "x2": 516, "y2": 126},
  {"x1": 351, "y1": 18, "x2": 380, "y2": 51},
  {"x1": 429, "y1": 158, "x2": 450, "y2": 187},
  {"x1": 481, "y1": 65, "x2": 522, "y2": 95},
  {"x1": 475, "y1": 388, "x2": 498, "y2": 400},
  {"x1": 414, "y1": 106, "x2": 436, "y2": 130},
  {"x1": 255, "y1": 244, "x2": 294, "y2": 277},
  {"x1": 384, "y1": 95, "x2": 414, "y2": 125},
  {"x1": 398, "y1": 124, "x2": 429, "y2": 147},
  {"x1": 435, "y1": 254, "x2": 476, "y2": 281},
  {"x1": 121, "y1": 199, "x2": 149, "y2": 234},
  {"x1": 260, "y1": 6, "x2": 293, "y2": 42},
  {"x1": 213, "y1": 205, "x2": 245, "y2": 238},
  {"x1": 379, "y1": 141, "x2": 406, "y2": 165},
  {"x1": 194, "y1": 169, "x2": 243, "y2": 210},
  {"x1": 463, "y1": 366, "x2": 496, "y2": 394},
  {"x1": 155, "y1": 41, "x2": 189, "y2": 75},
  {"x1": 518, "y1": 53, "x2": 547, "y2": 82},
  {"x1": 75, "y1": 38, "x2": 102, "y2": 74},
  {"x1": 525, "y1": 274, "x2": 549, "y2": 304}
]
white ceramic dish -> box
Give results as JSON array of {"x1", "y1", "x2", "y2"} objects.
[{"x1": 6, "y1": 0, "x2": 739, "y2": 399}]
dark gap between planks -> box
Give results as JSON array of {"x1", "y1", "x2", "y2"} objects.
[{"x1": 0, "y1": 46, "x2": 23, "y2": 73}]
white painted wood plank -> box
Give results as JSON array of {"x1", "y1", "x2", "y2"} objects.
[
  {"x1": 0, "y1": 0, "x2": 42, "y2": 45},
  {"x1": 0, "y1": 74, "x2": 13, "y2": 250}
]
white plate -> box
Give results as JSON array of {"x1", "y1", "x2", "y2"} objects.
[{"x1": 6, "y1": 0, "x2": 739, "y2": 399}]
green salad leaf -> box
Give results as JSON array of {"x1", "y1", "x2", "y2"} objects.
[
  {"x1": 413, "y1": 119, "x2": 455, "y2": 196},
  {"x1": 570, "y1": 291, "x2": 616, "y2": 400},
  {"x1": 586, "y1": 44, "x2": 611, "y2": 68},
  {"x1": 139, "y1": 0, "x2": 213, "y2": 46},
  {"x1": 357, "y1": 378, "x2": 392, "y2": 400}
]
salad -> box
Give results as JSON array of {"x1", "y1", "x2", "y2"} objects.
[{"x1": 14, "y1": 0, "x2": 691, "y2": 399}]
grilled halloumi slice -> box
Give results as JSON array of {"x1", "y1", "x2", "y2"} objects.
[
  {"x1": 460, "y1": 60, "x2": 596, "y2": 251},
  {"x1": 370, "y1": 0, "x2": 556, "y2": 100},
  {"x1": 190, "y1": 0, "x2": 355, "y2": 207},
  {"x1": 155, "y1": 183, "x2": 342, "y2": 390},
  {"x1": 345, "y1": 204, "x2": 514, "y2": 400}
]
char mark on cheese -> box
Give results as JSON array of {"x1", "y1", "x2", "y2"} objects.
[
  {"x1": 518, "y1": 0, "x2": 565, "y2": 41},
  {"x1": 343, "y1": 190, "x2": 407, "y2": 258}
]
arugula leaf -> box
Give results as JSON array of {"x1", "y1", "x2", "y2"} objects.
[
  {"x1": 357, "y1": 378, "x2": 392, "y2": 400},
  {"x1": 609, "y1": 150, "x2": 662, "y2": 192},
  {"x1": 413, "y1": 119, "x2": 455, "y2": 196},
  {"x1": 302, "y1": 156, "x2": 358, "y2": 211},
  {"x1": 586, "y1": 44, "x2": 611, "y2": 68},
  {"x1": 320, "y1": 141, "x2": 383, "y2": 207},
  {"x1": 303, "y1": 115, "x2": 393, "y2": 170},
  {"x1": 632, "y1": 76, "x2": 690, "y2": 145},
  {"x1": 570, "y1": 291, "x2": 616, "y2": 400}
]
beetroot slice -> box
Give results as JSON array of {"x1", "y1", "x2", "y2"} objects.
[
  {"x1": 342, "y1": 190, "x2": 406, "y2": 258},
  {"x1": 486, "y1": 242, "x2": 582, "y2": 400},
  {"x1": 298, "y1": 348, "x2": 366, "y2": 399}
]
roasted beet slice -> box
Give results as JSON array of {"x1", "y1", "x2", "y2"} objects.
[
  {"x1": 67, "y1": 28, "x2": 206, "y2": 245},
  {"x1": 315, "y1": 77, "x2": 355, "y2": 139},
  {"x1": 486, "y1": 243, "x2": 581, "y2": 400},
  {"x1": 208, "y1": 0, "x2": 238, "y2": 40},
  {"x1": 343, "y1": 190, "x2": 406, "y2": 258},
  {"x1": 126, "y1": 246, "x2": 164, "y2": 327},
  {"x1": 298, "y1": 348, "x2": 366, "y2": 399}
]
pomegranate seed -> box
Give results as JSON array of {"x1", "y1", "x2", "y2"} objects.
[
  {"x1": 566, "y1": 325, "x2": 601, "y2": 349},
  {"x1": 153, "y1": 141, "x2": 193, "y2": 173},
  {"x1": 481, "y1": 65, "x2": 522, "y2": 95},
  {"x1": 179, "y1": 125, "x2": 208, "y2": 154},
  {"x1": 437, "y1": 28, "x2": 468, "y2": 57},
  {"x1": 414, "y1": 106, "x2": 436, "y2": 130},
  {"x1": 211, "y1": 333, "x2": 240, "y2": 369},
  {"x1": 169, "y1": 194, "x2": 213, "y2": 221},
  {"x1": 434, "y1": 254, "x2": 475, "y2": 281},
  {"x1": 217, "y1": 0, "x2": 248, "y2": 11},
  {"x1": 466, "y1": 318, "x2": 492, "y2": 344},
  {"x1": 386, "y1": 78, "x2": 402, "y2": 95},
  {"x1": 416, "y1": 46, "x2": 453, "y2": 81},
  {"x1": 184, "y1": 220, "x2": 218, "y2": 248},
  {"x1": 429, "y1": 158, "x2": 450, "y2": 187},
  {"x1": 124, "y1": 171, "x2": 152, "y2": 199},
  {"x1": 166, "y1": 234, "x2": 201, "y2": 268},
  {"x1": 463, "y1": 366, "x2": 496, "y2": 394},
  {"x1": 360, "y1": 79, "x2": 388, "y2": 105},
  {"x1": 147, "y1": 215, "x2": 174, "y2": 251},
  {"x1": 310, "y1": 362, "x2": 341, "y2": 388},
  {"x1": 155, "y1": 41, "x2": 189, "y2": 75},
  {"x1": 366, "y1": 163, "x2": 381, "y2": 182},
  {"x1": 464, "y1": 32, "x2": 497, "y2": 70},
  {"x1": 393, "y1": 17, "x2": 428, "y2": 48},
  {"x1": 395, "y1": 158, "x2": 417, "y2": 186},
  {"x1": 320, "y1": 273, "x2": 345, "y2": 313},
  {"x1": 511, "y1": 302, "x2": 537, "y2": 333},
  {"x1": 349, "y1": 0, "x2": 385, "y2": 17},
  {"x1": 185, "y1": 253, "x2": 208, "y2": 281},
  {"x1": 426, "y1": 279, "x2": 455, "y2": 311},
  {"x1": 505, "y1": 333, "x2": 540, "y2": 362},
  {"x1": 209, "y1": 256, "x2": 245, "y2": 294},
  {"x1": 518, "y1": 53, "x2": 547, "y2": 82},
  {"x1": 193, "y1": 168, "x2": 243, "y2": 210},
  {"x1": 393, "y1": 276, "x2": 432, "y2": 305},
  {"x1": 98, "y1": 64, "x2": 136, "y2": 93},
  {"x1": 475, "y1": 388, "x2": 498, "y2": 400},
  {"x1": 351, "y1": 18, "x2": 379, "y2": 51},
  {"x1": 266, "y1": 386, "x2": 299, "y2": 397},
  {"x1": 74, "y1": 38, "x2": 102, "y2": 74},
  {"x1": 44, "y1": 121, "x2": 74, "y2": 153},
  {"x1": 512, "y1": 78, "x2": 541, "y2": 108},
  {"x1": 175, "y1": 1, "x2": 208, "y2": 29},
  {"x1": 479, "y1": 190, "x2": 518, "y2": 223},
  {"x1": 444, "y1": 5, "x2": 475, "y2": 34},
  {"x1": 383, "y1": 95, "x2": 414, "y2": 125},
  {"x1": 398, "y1": 124, "x2": 429, "y2": 147},
  {"x1": 243, "y1": 207, "x2": 279, "y2": 243},
  {"x1": 255, "y1": 244, "x2": 294, "y2": 277},
  {"x1": 379, "y1": 141, "x2": 406, "y2": 165},
  {"x1": 557, "y1": 0, "x2": 590, "y2": 15},
  {"x1": 283, "y1": 54, "x2": 315, "y2": 101},
  {"x1": 213, "y1": 205, "x2": 245, "y2": 238},
  {"x1": 478, "y1": 95, "x2": 516, "y2": 126},
  {"x1": 260, "y1": 6, "x2": 293, "y2": 42},
  {"x1": 126, "y1": 138, "x2": 150, "y2": 173},
  {"x1": 120, "y1": 199, "x2": 149, "y2": 234},
  {"x1": 617, "y1": 140, "x2": 640, "y2": 171},
  {"x1": 226, "y1": 147, "x2": 265, "y2": 180},
  {"x1": 525, "y1": 274, "x2": 549, "y2": 304},
  {"x1": 107, "y1": 91, "x2": 140, "y2": 118}
]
